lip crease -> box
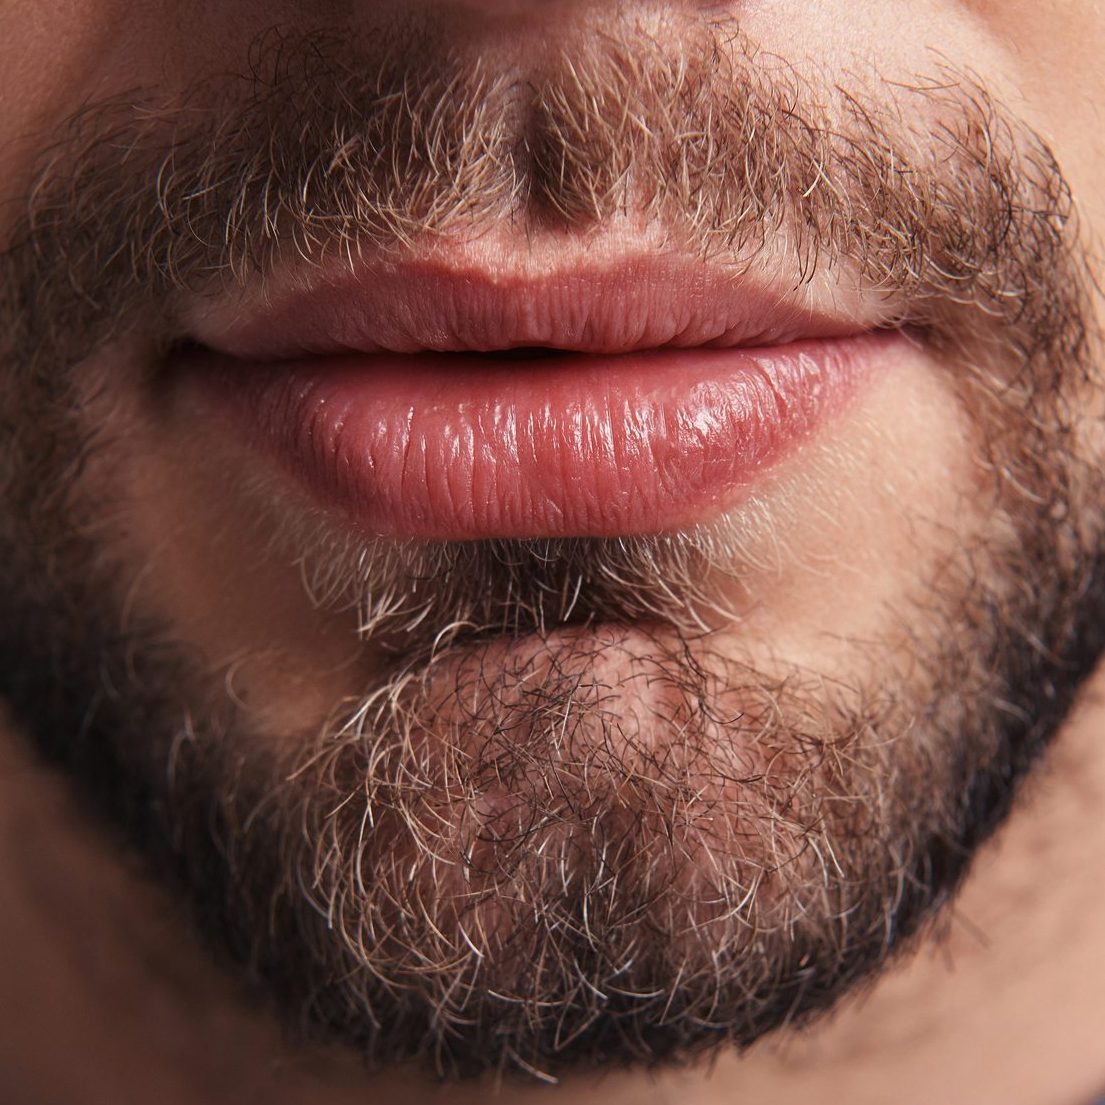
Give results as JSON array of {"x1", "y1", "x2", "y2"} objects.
[{"x1": 177, "y1": 254, "x2": 901, "y2": 540}]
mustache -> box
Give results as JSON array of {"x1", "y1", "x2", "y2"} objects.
[{"x1": 2, "y1": 13, "x2": 1083, "y2": 365}]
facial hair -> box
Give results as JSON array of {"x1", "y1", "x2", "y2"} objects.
[{"x1": 0, "y1": 12, "x2": 1102, "y2": 1081}]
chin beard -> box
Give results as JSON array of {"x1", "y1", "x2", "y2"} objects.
[{"x1": 4, "y1": 508, "x2": 1103, "y2": 1079}]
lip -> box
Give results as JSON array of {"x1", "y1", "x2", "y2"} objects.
[
  {"x1": 186, "y1": 252, "x2": 883, "y2": 358},
  {"x1": 178, "y1": 254, "x2": 900, "y2": 540}
]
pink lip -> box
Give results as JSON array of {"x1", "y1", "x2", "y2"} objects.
[
  {"x1": 179, "y1": 257, "x2": 899, "y2": 540},
  {"x1": 186, "y1": 256, "x2": 880, "y2": 358}
]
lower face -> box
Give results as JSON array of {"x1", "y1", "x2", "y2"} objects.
[{"x1": 1, "y1": 3, "x2": 1104, "y2": 1083}]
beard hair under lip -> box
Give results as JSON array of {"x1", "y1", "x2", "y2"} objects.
[{"x1": 0, "y1": 11, "x2": 1103, "y2": 1081}]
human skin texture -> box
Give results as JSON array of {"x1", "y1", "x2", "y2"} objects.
[{"x1": 2, "y1": 2, "x2": 1105, "y2": 1103}]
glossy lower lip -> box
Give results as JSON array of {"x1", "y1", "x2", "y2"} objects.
[{"x1": 180, "y1": 332, "x2": 897, "y2": 540}]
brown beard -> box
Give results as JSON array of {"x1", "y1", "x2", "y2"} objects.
[{"x1": 0, "y1": 11, "x2": 1103, "y2": 1081}]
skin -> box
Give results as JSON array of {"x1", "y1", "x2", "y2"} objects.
[{"x1": 2, "y1": 1, "x2": 1105, "y2": 1103}]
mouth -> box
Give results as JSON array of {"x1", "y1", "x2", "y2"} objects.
[{"x1": 174, "y1": 250, "x2": 907, "y2": 541}]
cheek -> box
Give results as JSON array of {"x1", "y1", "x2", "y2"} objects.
[
  {"x1": 66, "y1": 340, "x2": 373, "y2": 738},
  {"x1": 957, "y1": 1, "x2": 1105, "y2": 239},
  {"x1": 0, "y1": 0, "x2": 310, "y2": 250},
  {"x1": 1, "y1": 1, "x2": 136, "y2": 217}
]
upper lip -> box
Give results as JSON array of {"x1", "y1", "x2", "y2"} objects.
[{"x1": 182, "y1": 243, "x2": 894, "y2": 362}]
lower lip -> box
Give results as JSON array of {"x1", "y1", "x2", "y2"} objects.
[{"x1": 181, "y1": 334, "x2": 895, "y2": 540}]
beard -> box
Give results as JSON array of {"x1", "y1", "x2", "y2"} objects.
[{"x1": 0, "y1": 10, "x2": 1103, "y2": 1081}]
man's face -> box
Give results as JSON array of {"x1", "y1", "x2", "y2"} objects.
[{"x1": 2, "y1": 0, "x2": 1104, "y2": 1083}]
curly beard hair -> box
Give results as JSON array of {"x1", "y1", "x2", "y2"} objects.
[{"x1": 0, "y1": 12, "x2": 1102, "y2": 1081}]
